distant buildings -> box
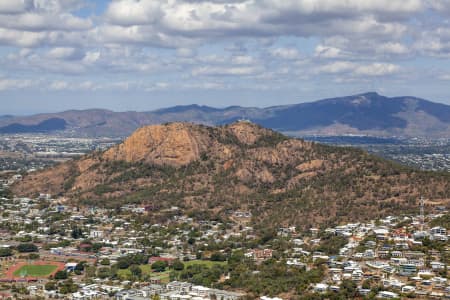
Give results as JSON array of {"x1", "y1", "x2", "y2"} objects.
[
  {"x1": 116, "y1": 281, "x2": 244, "y2": 300},
  {"x1": 245, "y1": 249, "x2": 273, "y2": 261}
]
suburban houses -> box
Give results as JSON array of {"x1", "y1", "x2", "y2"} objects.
[{"x1": 0, "y1": 171, "x2": 449, "y2": 299}]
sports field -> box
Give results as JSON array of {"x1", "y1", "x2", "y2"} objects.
[{"x1": 13, "y1": 264, "x2": 58, "y2": 277}]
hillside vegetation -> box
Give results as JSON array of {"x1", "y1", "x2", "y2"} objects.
[{"x1": 12, "y1": 122, "x2": 450, "y2": 230}]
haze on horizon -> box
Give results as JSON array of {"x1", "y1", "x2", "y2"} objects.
[{"x1": 1, "y1": 0, "x2": 450, "y2": 115}]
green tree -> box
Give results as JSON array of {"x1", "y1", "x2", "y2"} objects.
[
  {"x1": 45, "y1": 281, "x2": 56, "y2": 291},
  {"x1": 316, "y1": 234, "x2": 347, "y2": 255},
  {"x1": 71, "y1": 227, "x2": 83, "y2": 239},
  {"x1": 210, "y1": 252, "x2": 227, "y2": 261},
  {"x1": 17, "y1": 243, "x2": 38, "y2": 253},
  {"x1": 75, "y1": 261, "x2": 86, "y2": 272},
  {"x1": 362, "y1": 279, "x2": 373, "y2": 290},
  {"x1": 117, "y1": 259, "x2": 131, "y2": 269},
  {"x1": 85, "y1": 266, "x2": 96, "y2": 278},
  {"x1": 59, "y1": 279, "x2": 78, "y2": 294},
  {"x1": 172, "y1": 260, "x2": 185, "y2": 271},
  {"x1": 92, "y1": 243, "x2": 103, "y2": 253},
  {"x1": 28, "y1": 253, "x2": 40, "y2": 260},
  {"x1": 151, "y1": 261, "x2": 168, "y2": 272},
  {"x1": 54, "y1": 270, "x2": 68, "y2": 280},
  {"x1": 0, "y1": 187, "x2": 12, "y2": 198},
  {"x1": 130, "y1": 264, "x2": 142, "y2": 277},
  {"x1": 18, "y1": 235, "x2": 32, "y2": 242},
  {"x1": 0, "y1": 247, "x2": 12, "y2": 257},
  {"x1": 97, "y1": 267, "x2": 111, "y2": 279},
  {"x1": 340, "y1": 279, "x2": 358, "y2": 298}
]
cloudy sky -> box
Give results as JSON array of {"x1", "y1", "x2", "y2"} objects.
[{"x1": 1, "y1": 0, "x2": 450, "y2": 114}]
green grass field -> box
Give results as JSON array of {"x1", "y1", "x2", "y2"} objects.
[
  {"x1": 13, "y1": 265, "x2": 57, "y2": 277},
  {"x1": 117, "y1": 265, "x2": 171, "y2": 282},
  {"x1": 116, "y1": 260, "x2": 227, "y2": 283}
]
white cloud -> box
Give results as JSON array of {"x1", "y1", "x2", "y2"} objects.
[
  {"x1": 47, "y1": 47, "x2": 83, "y2": 60},
  {"x1": 414, "y1": 27, "x2": 450, "y2": 57},
  {"x1": 376, "y1": 42, "x2": 410, "y2": 55},
  {"x1": 0, "y1": 78, "x2": 34, "y2": 90},
  {"x1": 0, "y1": 0, "x2": 33, "y2": 14},
  {"x1": 82, "y1": 51, "x2": 100, "y2": 64},
  {"x1": 317, "y1": 61, "x2": 401, "y2": 77},
  {"x1": 438, "y1": 74, "x2": 450, "y2": 80},
  {"x1": 0, "y1": 0, "x2": 447, "y2": 97},
  {"x1": 314, "y1": 45, "x2": 343, "y2": 58},
  {"x1": 47, "y1": 80, "x2": 102, "y2": 91},
  {"x1": 19, "y1": 48, "x2": 33, "y2": 57},
  {"x1": 231, "y1": 55, "x2": 256, "y2": 64},
  {"x1": 0, "y1": 12, "x2": 91, "y2": 31},
  {"x1": 354, "y1": 63, "x2": 401, "y2": 76},
  {"x1": 105, "y1": 0, "x2": 163, "y2": 26},
  {"x1": 98, "y1": 0, "x2": 420, "y2": 46},
  {"x1": 32, "y1": 0, "x2": 85, "y2": 13},
  {"x1": 49, "y1": 80, "x2": 69, "y2": 90},
  {"x1": 0, "y1": 0, "x2": 429, "y2": 52},
  {"x1": 317, "y1": 61, "x2": 356, "y2": 74},
  {"x1": 192, "y1": 66, "x2": 263, "y2": 76},
  {"x1": 259, "y1": 0, "x2": 423, "y2": 16},
  {"x1": 270, "y1": 48, "x2": 300, "y2": 60},
  {"x1": 182, "y1": 82, "x2": 226, "y2": 90},
  {"x1": 0, "y1": 28, "x2": 48, "y2": 47},
  {"x1": 78, "y1": 81, "x2": 96, "y2": 90},
  {"x1": 176, "y1": 47, "x2": 196, "y2": 58},
  {"x1": 92, "y1": 24, "x2": 195, "y2": 48},
  {"x1": 428, "y1": 0, "x2": 450, "y2": 14},
  {"x1": 316, "y1": 36, "x2": 412, "y2": 60},
  {"x1": 0, "y1": 0, "x2": 91, "y2": 48}
]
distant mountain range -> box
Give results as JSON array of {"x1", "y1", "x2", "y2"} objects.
[
  {"x1": 1, "y1": 92, "x2": 450, "y2": 138},
  {"x1": 0, "y1": 118, "x2": 67, "y2": 134}
]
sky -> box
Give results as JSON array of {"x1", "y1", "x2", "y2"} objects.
[{"x1": 1, "y1": 0, "x2": 450, "y2": 115}]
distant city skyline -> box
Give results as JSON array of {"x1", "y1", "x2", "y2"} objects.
[{"x1": 1, "y1": 0, "x2": 450, "y2": 114}]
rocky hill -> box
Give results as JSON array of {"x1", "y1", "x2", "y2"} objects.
[
  {"x1": 2, "y1": 92, "x2": 450, "y2": 138},
  {"x1": 12, "y1": 122, "x2": 450, "y2": 230}
]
